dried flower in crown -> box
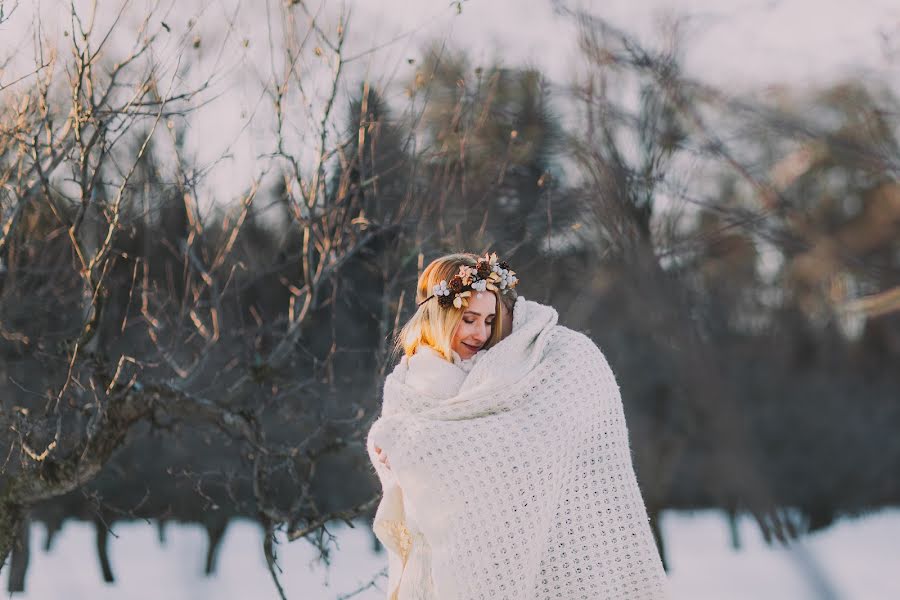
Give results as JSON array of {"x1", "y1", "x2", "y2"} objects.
[{"x1": 418, "y1": 253, "x2": 519, "y2": 310}]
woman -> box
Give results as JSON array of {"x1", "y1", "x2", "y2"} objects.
[{"x1": 367, "y1": 252, "x2": 668, "y2": 599}]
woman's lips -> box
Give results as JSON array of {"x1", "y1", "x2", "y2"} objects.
[{"x1": 462, "y1": 342, "x2": 482, "y2": 352}]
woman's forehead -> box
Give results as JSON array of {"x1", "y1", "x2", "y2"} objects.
[{"x1": 465, "y1": 292, "x2": 497, "y2": 315}]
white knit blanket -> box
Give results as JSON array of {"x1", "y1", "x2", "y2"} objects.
[{"x1": 367, "y1": 297, "x2": 669, "y2": 599}]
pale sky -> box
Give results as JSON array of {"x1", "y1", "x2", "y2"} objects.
[
  {"x1": 349, "y1": 0, "x2": 900, "y2": 89},
  {"x1": 1, "y1": 0, "x2": 899, "y2": 212}
]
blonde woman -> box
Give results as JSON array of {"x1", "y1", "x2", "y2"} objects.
[
  {"x1": 367, "y1": 252, "x2": 668, "y2": 600},
  {"x1": 367, "y1": 252, "x2": 510, "y2": 598}
]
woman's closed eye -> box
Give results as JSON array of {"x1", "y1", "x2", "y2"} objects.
[{"x1": 464, "y1": 318, "x2": 494, "y2": 325}]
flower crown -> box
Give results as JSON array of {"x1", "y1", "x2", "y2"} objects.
[{"x1": 419, "y1": 253, "x2": 519, "y2": 310}]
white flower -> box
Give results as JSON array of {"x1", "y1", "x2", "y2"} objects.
[
  {"x1": 471, "y1": 279, "x2": 487, "y2": 292},
  {"x1": 493, "y1": 265, "x2": 505, "y2": 278},
  {"x1": 433, "y1": 280, "x2": 450, "y2": 296},
  {"x1": 495, "y1": 269, "x2": 516, "y2": 289}
]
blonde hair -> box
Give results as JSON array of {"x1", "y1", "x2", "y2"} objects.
[{"x1": 397, "y1": 253, "x2": 509, "y2": 360}]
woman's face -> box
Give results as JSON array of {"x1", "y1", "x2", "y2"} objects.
[{"x1": 450, "y1": 291, "x2": 496, "y2": 359}]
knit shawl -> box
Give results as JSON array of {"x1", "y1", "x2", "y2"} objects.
[{"x1": 367, "y1": 297, "x2": 669, "y2": 599}]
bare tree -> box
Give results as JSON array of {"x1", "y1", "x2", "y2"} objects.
[{"x1": 0, "y1": 2, "x2": 415, "y2": 596}]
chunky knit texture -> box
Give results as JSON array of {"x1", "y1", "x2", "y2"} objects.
[
  {"x1": 380, "y1": 346, "x2": 475, "y2": 598},
  {"x1": 367, "y1": 297, "x2": 669, "y2": 599}
]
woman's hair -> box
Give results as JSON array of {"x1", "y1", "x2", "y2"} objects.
[
  {"x1": 498, "y1": 280, "x2": 517, "y2": 317},
  {"x1": 396, "y1": 253, "x2": 514, "y2": 360}
]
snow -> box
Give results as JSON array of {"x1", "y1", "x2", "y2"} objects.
[{"x1": 5, "y1": 509, "x2": 900, "y2": 599}]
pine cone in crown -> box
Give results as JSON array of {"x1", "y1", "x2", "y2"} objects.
[
  {"x1": 476, "y1": 261, "x2": 491, "y2": 279},
  {"x1": 449, "y1": 275, "x2": 464, "y2": 293},
  {"x1": 438, "y1": 293, "x2": 455, "y2": 308},
  {"x1": 499, "y1": 260, "x2": 510, "y2": 270}
]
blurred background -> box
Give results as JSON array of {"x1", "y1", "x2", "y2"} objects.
[{"x1": 1, "y1": 0, "x2": 899, "y2": 598}]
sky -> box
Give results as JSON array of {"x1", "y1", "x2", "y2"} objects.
[
  {"x1": 349, "y1": 0, "x2": 900, "y2": 89},
  {"x1": 1, "y1": 0, "x2": 899, "y2": 212}
]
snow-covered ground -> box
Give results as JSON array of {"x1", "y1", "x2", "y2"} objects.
[{"x1": 5, "y1": 508, "x2": 899, "y2": 599}]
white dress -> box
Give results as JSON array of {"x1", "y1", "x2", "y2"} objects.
[{"x1": 369, "y1": 346, "x2": 480, "y2": 600}]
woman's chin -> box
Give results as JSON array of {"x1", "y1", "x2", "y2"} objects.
[{"x1": 456, "y1": 344, "x2": 482, "y2": 359}]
